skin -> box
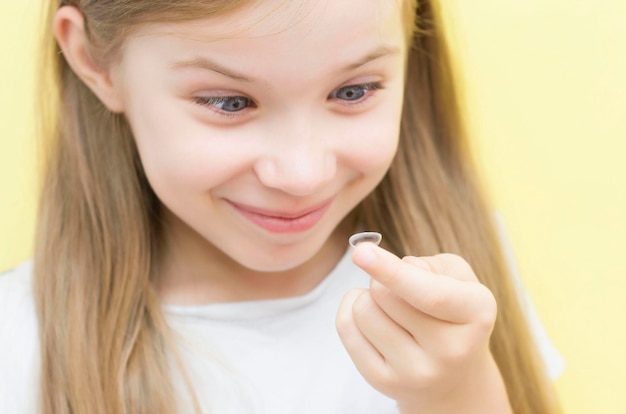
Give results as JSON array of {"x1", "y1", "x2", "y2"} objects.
[
  {"x1": 339, "y1": 244, "x2": 512, "y2": 413},
  {"x1": 53, "y1": 0, "x2": 512, "y2": 412},
  {"x1": 56, "y1": 0, "x2": 407, "y2": 303}
]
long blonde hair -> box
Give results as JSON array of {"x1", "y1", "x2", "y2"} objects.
[{"x1": 35, "y1": 0, "x2": 560, "y2": 413}]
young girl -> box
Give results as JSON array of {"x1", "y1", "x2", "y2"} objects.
[{"x1": 0, "y1": 0, "x2": 561, "y2": 413}]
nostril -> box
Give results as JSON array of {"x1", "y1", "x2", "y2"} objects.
[{"x1": 254, "y1": 158, "x2": 278, "y2": 183}]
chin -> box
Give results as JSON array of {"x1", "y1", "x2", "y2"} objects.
[
  {"x1": 223, "y1": 233, "x2": 331, "y2": 274},
  {"x1": 240, "y1": 248, "x2": 316, "y2": 273}
]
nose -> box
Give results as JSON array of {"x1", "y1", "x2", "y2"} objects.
[{"x1": 254, "y1": 117, "x2": 337, "y2": 197}]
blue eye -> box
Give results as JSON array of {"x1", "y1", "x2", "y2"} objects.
[
  {"x1": 330, "y1": 82, "x2": 382, "y2": 102},
  {"x1": 195, "y1": 96, "x2": 253, "y2": 112}
]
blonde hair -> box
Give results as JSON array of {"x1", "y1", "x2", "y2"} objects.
[{"x1": 35, "y1": 0, "x2": 560, "y2": 413}]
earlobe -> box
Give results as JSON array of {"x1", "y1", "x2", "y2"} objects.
[{"x1": 53, "y1": 6, "x2": 125, "y2": 113}]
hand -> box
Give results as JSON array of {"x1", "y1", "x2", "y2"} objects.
[{"x1": 336, "y1": 243, "x2": 512, "y2": 414}]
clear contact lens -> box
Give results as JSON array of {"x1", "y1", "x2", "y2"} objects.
[{"x1": 348, "y1": 232, "x2": 382, "y2": 248}]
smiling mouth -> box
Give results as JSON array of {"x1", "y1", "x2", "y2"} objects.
[{"x1": 226, "y1": 199, "x2": 334, "y2": 233}]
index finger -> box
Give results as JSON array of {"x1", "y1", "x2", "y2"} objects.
[{"x1": 351, "y1": 243, "x2": 493, "y2": 323}]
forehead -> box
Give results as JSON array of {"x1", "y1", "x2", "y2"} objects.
[
  {"x1": 123, "y1": 0, "x2": 407, "y2": 68},
  {"x1": 139, "y1": 0, "x2": 404, "y2": 37}
]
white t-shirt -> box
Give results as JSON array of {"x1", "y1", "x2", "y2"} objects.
[{"x1": 0, "y1": 247, "x2": 564, "y2": 413}]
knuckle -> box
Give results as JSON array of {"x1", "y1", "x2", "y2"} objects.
[
  {"x1": 436, "y1": 252, "x2": 466, "y2": 264},
  {"x1": 368, "y1": 361, "x2": 431, "y2": 396},
  {"x1": 335, "y1": 309, "x2": 351, "y2": 336},
  {"x1": 351, "y1": 291, "x2": 376, "y2": 322},
  {"x1": 367, "y1": 366, "x2": 398, "y2": 394},
  {"x1": 369, "y1": 280, "x2": 394, "y2": 303},
  {"x1": 407, "y1": 360, "x2": 441, "y2": 387},
  {"x1": 472, "y1": 285, "x2": 498, "y2": 330},
  {"x1": 440, "y1": 340, "x2": 473, "y2": 365},
  {"x1": 335, "y1": 289, "x2": 362, "y2": 334},
  {"x1": 433, "y1": 253, "x2": 475, "y2": 278}
]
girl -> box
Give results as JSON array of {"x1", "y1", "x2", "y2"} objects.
[{"x1": 0, "y1": 0, "x2": 561, "y2": 413}]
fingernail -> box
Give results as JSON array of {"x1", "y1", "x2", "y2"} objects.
[{"x1": 353, "y1": 245, "x2": 377, "y2": 267}]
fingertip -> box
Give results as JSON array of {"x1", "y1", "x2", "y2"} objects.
[{"x1": 351, "y1": 243, "x2": 378, "y2": 268}]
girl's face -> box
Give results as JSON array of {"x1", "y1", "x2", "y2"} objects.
[{"x1": 113, "y1": 0, "x2": 408, "y2": 273}]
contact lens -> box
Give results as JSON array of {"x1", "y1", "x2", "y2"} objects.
[{"x1": 348, "y1": 232, "x2": 382, "y2": 248}]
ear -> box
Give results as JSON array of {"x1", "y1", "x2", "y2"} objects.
[{"x1": 53, "y1": 6, "x2": 125, "y2": 113}]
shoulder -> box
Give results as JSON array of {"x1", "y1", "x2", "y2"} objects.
[
  {"x1": 0, "y1": 261, "x2": 37, "y2": 325},
  {"x1": 0, "y1": 261, "x2": 40, "y2": 412}
]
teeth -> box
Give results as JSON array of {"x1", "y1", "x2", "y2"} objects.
[{"x1": 348, "y1": 232, "x2": 382, "y2": 248}]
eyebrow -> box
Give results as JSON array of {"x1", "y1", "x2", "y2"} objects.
[
  {"x1": 171, "y1": 56, "x2": 254, "y2": 82},
  {"x1": 342, "y1": 45, "x2": 400, "y2": 71},
  {"x1": 170, "y1": 44, "x2": 401, "y2": 82}
]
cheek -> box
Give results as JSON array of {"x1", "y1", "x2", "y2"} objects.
[
  {"x1": 118, "y1": 69, "x2": 244, "y2": 193},
  {"x1": 338, "y1": 103, "x2": 402, "y2": 176},
  {"x1": 125, "y1": 100, "x2": 253, "y2": 196}
]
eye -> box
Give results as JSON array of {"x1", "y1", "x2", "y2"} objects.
[
  {"x1": 194, "y1": 96, "x2": 254, "y2": 113},
  {"x1": 329, "y1": 82, "x2": 383, "y2": 103}
]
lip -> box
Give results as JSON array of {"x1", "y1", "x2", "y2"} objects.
[{"x1": 226, "y1": 198, "x2": 334, "y2": 234}]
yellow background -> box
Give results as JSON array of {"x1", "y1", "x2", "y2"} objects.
[{"x1": 1, "y1": 1, "x2": 625, "y2": 413}]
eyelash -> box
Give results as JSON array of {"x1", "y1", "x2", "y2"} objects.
[
  {"x1": 194, "y1": 96, "x2": 257, "y2": 118},
  {"x1": 192, "y1": 81, "x2": 384, "y2": 117},
  {"x1": 328, "y1": 82, "x2": 384, "y2": 105}
]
